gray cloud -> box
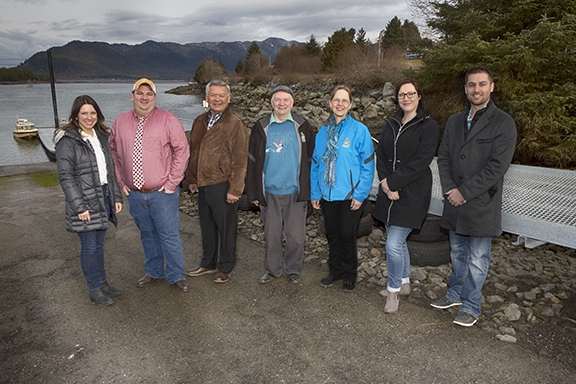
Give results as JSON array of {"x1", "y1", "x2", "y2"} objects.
[{"x1": 0, "y1": 0, "x2": 412, "y2": 67}]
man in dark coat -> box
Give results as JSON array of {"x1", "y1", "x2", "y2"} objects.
[
  {"x1": 431, "y1": 66, "x2": 517, "y2": 327},
  {"x1": 245, "y1": 85, "x2": 315, "y2": 284}
]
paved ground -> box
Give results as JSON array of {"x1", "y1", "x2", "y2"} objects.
[{"x1": 1, "y1": 163, "x2": 575, "y2": 383}]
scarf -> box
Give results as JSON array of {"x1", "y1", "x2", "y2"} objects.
[{"x1": 321, "y1": 114, "x2": 339, "y2": 187}]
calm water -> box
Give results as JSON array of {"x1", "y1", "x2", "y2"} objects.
[{"x1": 0, "y1": 82, "x2": 204, "y2": 166}]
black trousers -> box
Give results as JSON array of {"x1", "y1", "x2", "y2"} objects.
[
  {"x1": 321, "y1": 199, "x2": 364, "y2": 281},
  {"x1": 198, "y1": 182, "x2": 239, "y2": 273}
]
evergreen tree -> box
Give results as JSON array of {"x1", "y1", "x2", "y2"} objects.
[
  {"x1": 355, "y1": 28, "x2": 370, "y2": 47},
  {"x1": 402, "y1": 20, "x2": 421, "y2": 48},
  {"x1": 414, "y1": 0, "x2": 576, "y2": 168},
  {"x1": 381, "y1": 17, "x2": 405, "y2": 49},
  {"x1": 322, "y1": 27, "x2": 356, "y2": 70},
  {"x1": 304, "y1": 34, "x2": 322, "y2": 56},
  {"x1": 235, "y1": 59, "x2": 244, "y2": 74},
  {"x1": 244, "y1": 42, "x2": 269, "y2": 75},
  {"x1": 247, "y1": 42, "x2": 262, "y2": 56}
]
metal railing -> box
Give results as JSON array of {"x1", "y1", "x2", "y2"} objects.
[{"x1": 428, "y1": 158, "x2": 576, "y2": 249}]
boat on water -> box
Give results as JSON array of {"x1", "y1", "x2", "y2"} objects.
[{"x1": 13, "y1": 118, "x2": 39, "y2": 139}]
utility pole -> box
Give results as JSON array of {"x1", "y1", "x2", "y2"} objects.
[{"x1": 378, "y1": 29, "x2": 385, "y2": 69}]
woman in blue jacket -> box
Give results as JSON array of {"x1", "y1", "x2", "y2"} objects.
[
  {"x1": 374, "y1": 79, "x2": 440, "y2": 313},
  {"x1": 311, "y1": 85, "x2": 374, "y2": 293},
  {"x1": 55, "y1": 95, "x2": 123, "y2": 306}
]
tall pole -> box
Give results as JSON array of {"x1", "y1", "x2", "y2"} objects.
[
  {"x1": 47, "y1": 51, "x2": 59, "y2": 128},
  {"x1": 378, "y1": 30, "x2": 385, "y2": 70}
]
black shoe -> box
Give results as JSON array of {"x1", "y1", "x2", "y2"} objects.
[
  {"x1": 89, "y1": 289, "x2": 113, "y2": 306},
  {"x1": 430, "y1": 296, "x2": 462, "y2": 309},
  {"x1": 288, "y1": 274, "x2": 300, "y2": 284},
  {"x1": 100, "y1": 282, "x2": 122, "y2": 297},
  {"x1": 453, "y1": 312, "x2": 478, "y2": 327},
  {"x1": 343, "y1": 280, "x2": 356, "y2": 293},
  {"x1": 259, "y1": 272, "x2": 275, "y2": 284},
  {"x1": 320, "y1": 275, "x2": 341, "y2": 288}
]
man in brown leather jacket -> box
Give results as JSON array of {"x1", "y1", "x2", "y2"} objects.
[{"x1": 185, "y1": 80, "x2": 249, "y2": 283}]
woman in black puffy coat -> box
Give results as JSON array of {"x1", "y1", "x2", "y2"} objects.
[
  {"x1": 55, "y1": 95, "x2": 123, "y2": 306},
  {"x1": 374, "y1": 79, "x2": 440, "y2": 314}
]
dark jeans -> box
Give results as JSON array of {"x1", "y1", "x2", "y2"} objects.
[
  {"x1": 198, "y1": 182, "x2": 239, "y2": 273},
  {"x1": 321, "y1": 199, "x2": 364, "y2": 282},
  {"x1": 78, "y1": 184, "x2": 110, "y2": 291}
]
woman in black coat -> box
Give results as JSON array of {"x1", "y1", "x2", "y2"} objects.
[
  {"x1": 55, "y1": 95, "x2": 123, "y2": 306},
  {"x1": 374, "y1": 79, "x2": 440, "y2": 313}
]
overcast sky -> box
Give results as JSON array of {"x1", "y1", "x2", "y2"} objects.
[{"x1": 1, "y1": 0, "x2": 414, "y2": 68}]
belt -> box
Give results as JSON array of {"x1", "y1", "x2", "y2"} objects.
[{"x1": 135, "y1": 188, "x2": 159, "y2": 193}]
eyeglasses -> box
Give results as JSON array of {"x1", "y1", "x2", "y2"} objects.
[
  {"x1": 332, "y1": 99, "x2": 350, "y2": 106},
  {"x1": 397, "y1": 92, "x2": 417, "y2": 100}
]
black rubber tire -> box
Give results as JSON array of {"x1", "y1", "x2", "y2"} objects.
[
  {"x1": 318, "y1": 211, "x2": 373, "y2": 238},
  {"x1": 407, "y1": 214, "x2": 449, "y2": 243},
  {"x1": 362, "y1": 200, "x2": 373, "y2": 217},
  {"x1": 237, "y1": 194, "x2": 259, "y2": 211},
  {"x1": 407, "y1": 239, "x2": 451, "y2": 266},
  {"x1": 356, "y1": 213, "x2": 373, "y2": 237}
]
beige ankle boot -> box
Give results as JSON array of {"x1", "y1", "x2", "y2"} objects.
[
  {"x1": 384, "y1": 291, "x2": 399, "y2": 314},
  {"x1": 380, "y1": 283, "x2": 411, "y2": 299}
]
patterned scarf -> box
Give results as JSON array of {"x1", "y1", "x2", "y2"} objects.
[{"x1": 321, "y1": 114, "x2": 339, "y2": 187}]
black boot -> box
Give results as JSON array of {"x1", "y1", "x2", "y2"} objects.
[
  {"x1": 89, "y1": 289, "x2": 113, "y2": 306},
  {"x1": 100, "y1": 281, "x2": 122, "y2": 297}
]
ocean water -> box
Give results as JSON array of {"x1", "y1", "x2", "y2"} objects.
[{"x1": 0, "y1": 82, "x2": 204, "y2": 166}]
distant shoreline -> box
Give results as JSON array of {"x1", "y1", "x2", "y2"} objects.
[{"x1": 0, "y1": 79, "x2": 187, "y2": 85}]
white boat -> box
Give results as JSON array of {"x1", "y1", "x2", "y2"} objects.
[{"x1": 13, "y1": 118, "x2": 39, "y2": 139}]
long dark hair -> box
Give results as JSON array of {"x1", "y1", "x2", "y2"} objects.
[
  {"x1": 64, "y1": 95, "x2": 108, "y2": 132},
  {"x1": 394, "y1": 78, "x2": 426, "y2": 114}
]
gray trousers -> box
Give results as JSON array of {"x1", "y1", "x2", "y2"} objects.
[{"x1": 260, "y1": 192, "x2": 307, "y2": 276}]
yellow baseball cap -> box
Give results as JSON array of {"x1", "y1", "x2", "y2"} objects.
[{"x1": 132, "y1": 78, "x2": 156, "y2": 94}]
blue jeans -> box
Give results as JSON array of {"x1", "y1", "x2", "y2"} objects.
[
  {"x1": 127, "y1": 188, "x2": 185, "y2": 284},
  {"x1": 445, "y1": 231, "x2": 492, "y2": 318},
  {"x1": 78, "y1": 184, "x2": 110, "y2": 291},
  {"x1": 78, "y1": 229, "x2": 107, "y2": 291},
  {"x1": 385, "y1": 225, "x2": 412, "y2": 292}
]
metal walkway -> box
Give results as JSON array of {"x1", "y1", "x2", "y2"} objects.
[{"x1": 428, "y1": 159, "x2": 576, "y2": 249}]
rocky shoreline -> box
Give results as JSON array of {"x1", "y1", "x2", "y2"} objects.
[{"x1": 168, "y1": 80, "x2": 395, "y2": 136}]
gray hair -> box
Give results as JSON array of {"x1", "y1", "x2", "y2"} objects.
[{"x1": 206, "y1": 80, "x2": 231, "y2": 96}]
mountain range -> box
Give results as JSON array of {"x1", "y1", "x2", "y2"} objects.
[{"x1": 18, "y1": 38, "x2": 299, "y2": 81}]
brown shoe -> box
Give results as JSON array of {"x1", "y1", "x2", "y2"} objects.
[
  {"x1": 186, "y1": 266, "x2": 217, "y2": 277},
  {"x1": 136, "y1": 275, "x2": 157, "y2": 288},
  {"x1": 213, "y1": 271, "x2": 230, "y2": 283},
  {"x1": 174, "y1": 279, "x2": 190, "y2": 293}
]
